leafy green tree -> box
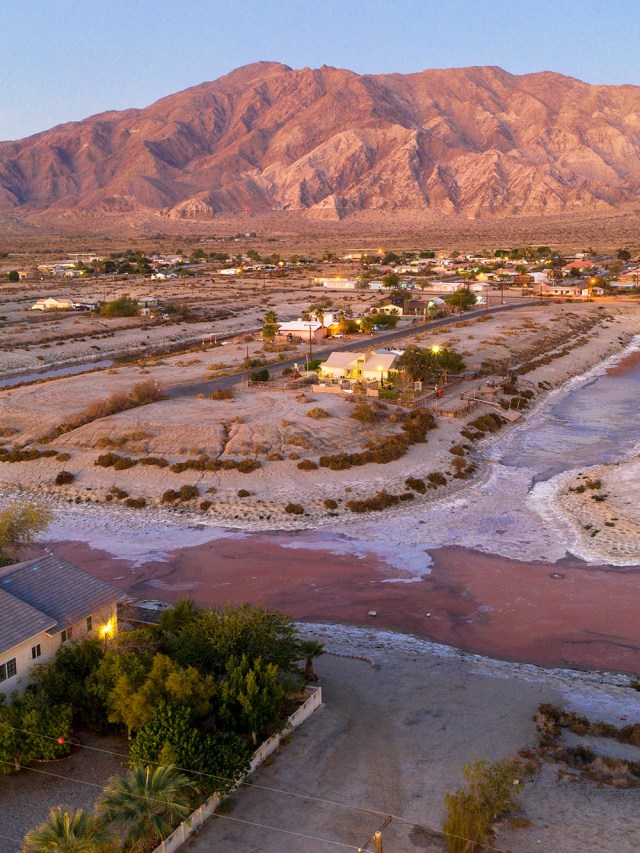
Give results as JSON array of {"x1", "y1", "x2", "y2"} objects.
[
  {"x1": 99, "y1": 764, "x2": 195, "y2": 848},
  {"x1": 160, "y1": 602, "x2": 299, "y2": 677},
  {"x1": 218, "y1": 655, "x2": 286, "y2": 745},
  {"x1": 298, "y1": 640, "x2": 325, "y2": 681},
  {"x1": 444, "y1": 289, "x2": 477, "y2": 311},
  {"x1": 0, "y1": 501, "x2": 52, "y2": 566},
  {"x1": 30, "y1": 637, "x2": 106, "y2": 728},
  {"x1": 23, "y1": 807, "x2": 115, "y2": 853},
  {"x1": 382, "y1": 272, "x2": 399, "y2": 289},
  {"x1": 7, "y1": 270, "x2": 19, "y2": 282},
  {"x1": 99, "y1": 294, "x2": 139, "y2": 317},
  {"x1": 0, "y1": 693, "x2": 72, "y2": 772},
  {"x1": 107, "y1": 653, "x2": 214, "y2": 738},
  {"x1": 130, "y1": 702, "x2": 252, "y2": 797},
  {"x1": 262, "y1": 310, "x2": 280, "y2": 342},
  {"x1": 617, "y1": 248, "x2": 632, "y2": 261}
]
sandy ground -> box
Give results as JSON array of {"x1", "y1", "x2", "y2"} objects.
[
  {"x1": 2, "y1": 302, "x2": 639, "y2": 529},
  {"x1": 0, "y1": 731, "x2": 129, "y2": 853},
  {"x1": 185, "y1": 645, "x2": 640, "y2": 853}
]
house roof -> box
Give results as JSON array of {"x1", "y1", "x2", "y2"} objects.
[
  {"x1": 0, "y1": 554, "x2": 126, "y2": 646},
  {"x1": 323, "y1": 349, "x2": 398, "y2": 372},
  {"x1": 0, "y1": 588, "x2": 56, "y2": 655},
  {"x1": 278, "y1": 320, "x2": 323, "y2": 333}
]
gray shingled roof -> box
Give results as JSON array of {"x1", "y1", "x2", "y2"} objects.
[
  {"x1": 0, "y1": 554, "x2": 126, "y2": 644},
  {"x1": 0, "y1": 588, "x2": 56, "y2": 655}
]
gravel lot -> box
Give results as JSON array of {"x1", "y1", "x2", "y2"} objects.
[{"x1": 0, "y1": 730, "x2": 129, "y2": 853}]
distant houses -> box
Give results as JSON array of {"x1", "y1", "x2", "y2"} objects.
[
  {"x1": 0, "y1": 554, "x2": 126, "y2": 694},
  {"x1": 29, "y1": 297, "x2": 75, "y2": 311}
]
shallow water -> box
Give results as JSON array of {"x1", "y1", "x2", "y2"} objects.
[
  {"x1": 499, "y1": 352, "x2": 640, "y2": 480},
  {"x1": 0, "y1": 359, "x2": 113, "y2": 388}
]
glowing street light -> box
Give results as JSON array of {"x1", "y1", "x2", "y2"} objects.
[{"x1": 99, "y1": 618, "x2": 116, "y2": 641}]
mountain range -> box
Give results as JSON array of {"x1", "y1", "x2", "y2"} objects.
[{"x1": 2, "y1": 61, "x2": 640, "y2": 222}]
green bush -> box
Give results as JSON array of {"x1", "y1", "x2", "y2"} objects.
[
  {"x1": 54, "y1": 470, "x2": 75, "y2": 485},
  {"x1": 443, "y1": 759, "x2": 521, "y2": 853},
  {"x1": 178, "y1": 485, "x2": 199, "y2": 501},
  {"x1": 250, "y1": 368, "x2": 270, "y2": 382}
]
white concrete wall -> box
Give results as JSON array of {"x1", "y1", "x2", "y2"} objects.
[{"x1": 153, "y1": 686, "x2": 323, "y2": 853}]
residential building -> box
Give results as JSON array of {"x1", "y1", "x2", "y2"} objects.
[
  {"x1": 319, "y1": 349, "x2": 398, "y2": 382},
  {"x1": 277, "y1": 319, "x2": 325, "y2": 341},
  {"x1": 0, "y1": 554, "x2": 126, "y2": 694},
  {"x1": 29, "y1": 297, "x2": 75, "y2": 311},
  {"x1": 313, "y1": 277, "x2": 359, "y2": 290}
]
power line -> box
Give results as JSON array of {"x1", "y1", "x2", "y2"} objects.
[
  {"x1": 0, "y1": 735, "x2": 517, "y2": 853},
  {"x1": 0, "y1": 760, "x2": 362, "y2": 852}
]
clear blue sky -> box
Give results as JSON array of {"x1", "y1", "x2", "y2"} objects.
[{"x1": 2, "y1": 0, "x2": 638, "y2": 141}]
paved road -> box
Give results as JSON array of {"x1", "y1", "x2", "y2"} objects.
[{"x1": 166, "y1": 298, "x2": 539, "y2": 398}]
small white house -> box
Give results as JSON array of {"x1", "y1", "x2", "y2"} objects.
[
  {"x1": 313, "y1": 277, "x2": 359, "y2": 290},
  {"x1": 0, "y1": 554, "x2": 126, "y2": 694},
  {"x1": 29, "y1": 297, "x2": 75, "y2": 311},
  {"x1": 277, "y1": 319, "x2": 325, "y2": 341}
]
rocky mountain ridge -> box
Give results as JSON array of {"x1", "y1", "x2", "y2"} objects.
[{"x1": 2, "y1": 61, "x2": 640, "y2": 221}]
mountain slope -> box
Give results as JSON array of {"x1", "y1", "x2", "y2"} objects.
[{"x1": 2, "y1": 61, "x2": 640, "y2": 220}]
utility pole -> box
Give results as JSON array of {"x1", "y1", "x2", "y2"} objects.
[
  {"x1": 308, "y1": 325, "x2": 313, "y2": 364},
  {"x1": 375, "y1": 831, "x2": 383, "y2": 853}
]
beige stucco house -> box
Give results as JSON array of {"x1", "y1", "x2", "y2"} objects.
[
  {"x1": 0, "y1": 554, "x2": 126, "y2": 694},
  {"x1": 320, "y1": 349, "x2": 398, "y2": 382}
]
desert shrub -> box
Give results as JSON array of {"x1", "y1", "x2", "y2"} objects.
[
  {"x1": 54, "y1": 470, "x2": 75, "y2": 485},
  {"x1": 443, "y1": 759, "x2": 521, "y2": 853},
  {"x1": 139, "y1": 457, "x2": 169, "y2": 467},
  {"x1": 48, "y1": 381, "x2": 164, "y2": 438},
  {"x1": 109, "y1": 487, "x2": 129, "y2": 499},
  {"x1": 449, "y1": 444, "x2": 465, "y2": 457},
  {"x1": 95, "y1": 452, "x2": 122, "y2": 468},
  {"x1": 306, "y1": 407, "x2": 330, "y2": 419},
  {"x1": 113, "y1": 456, "x2": 136, "y2": 470},
  {"x1": 405, "y1": 477, "x2": 426, "y2": 494},
  {"x1": 297, "y1": 460, "x2": 318, "y2": 470},
  {"x1": 178, "y1": 485, "x2": 199, "y2": 501},
  {"x1": 237, "y1": 489, "x2": 251, "y2": 498},
  {"x1": 199, "y1": 500, "x2": 213, "y2": 511},
  {"x1": 469, "y1": 412, "x2": 503, "y2": 434},
  {"x1": 323, "y1": 498, "x2": 338, "y2": 510},
  {"x1": 347, "y1": 490, "x2": 401, "y2": 513},
  {"x1": 220, "y1": 459, "x2": 238, "y2": 470},
  {"x1": 237, "y1": 459, "x2": 260, "y2": 474},
  {"x1": 0, "y1": 446, "x2": 58, "y2": 463},
  {"x1": 284, "y1": 503, "x2": 304, "y2": 515},
  {"x1": 350, "y1": 403, "x2": 379, "y2": 423},
  {"x1": 162, "y1": 490, "x2": 179, "y2": 503},
  {"x1": 427, "y1": 472, "x2": 447, "y2": 487},
  {"x1": 56, "y1": 452, "x2": 71, "y2": 462},
  {"x1": 208, "y1": 389, "x2": 234, "y2": 400},
  {"x1": 124, "y1": 497, "x2": 146, "y2": 509},
  {"x1": 267, "y1": 453, "x2": 284, "y2": 461}
]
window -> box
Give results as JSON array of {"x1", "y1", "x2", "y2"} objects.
[
  {"x1": 61, "y1": 626, "x2": 73, "y2": 643},
  {"x1": 0, "y1": 658, "x2": 17, "y2": 682},
  {"x1": 86, "y1": 616, "x2": 93, "y2": 632},
  {"x1": 31, "y1": 644, "x2": 41, "y2": 660}
]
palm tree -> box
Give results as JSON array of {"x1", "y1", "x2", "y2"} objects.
[
  {"x1": 298, "y1": 640, "x2": 325, "y2": 682},
  {"x1": 23, "y1": 807, "x2": 115, "y2": 853},
  {"x1": 99, "y1": 764, "x2": 195, "y2": 850}
]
